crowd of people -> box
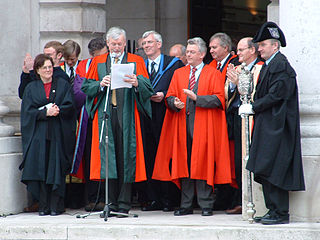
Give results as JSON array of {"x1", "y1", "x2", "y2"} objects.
[{"x1": 18, "y1": 22, "x2": 305, "y2": 225}]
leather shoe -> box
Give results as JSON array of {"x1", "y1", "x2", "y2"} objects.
[
  {"x1": 50, "y1": 211, "x2": 63, "y2": 216},
  {"x1": 141, "y1": 201, "x2": 162, "y2": 211},
  {"x1": 39, "y1": 210, "x2": 50, "y2": 216},
  {"x1": 261, "y1": 214, "x2": 289, "y2": 225},
  {"x1": 226, "y1": 205, "x2": 242, "y2": 214},
  {"x1": 116, "y1": 209, "x2": 129, "y2": 218},
  {"x1": 174, "y1": 208, "x2": 193, "y2": 216},
  {"x1": 201, "y1": 208, "x2": 213, "y2": 216},
  {"x1": 254, "y1": 211, "x2": 272, "y2": 223}
]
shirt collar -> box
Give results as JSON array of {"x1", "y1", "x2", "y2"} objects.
[
  {"x1": 247, "y1": 58, "x2": 258, "y2": 71},
  {"x1": 148, "y1": 54, "x2": 161, "y2": 66},
  {"x1": 218, "y1": 53, "x2": 231, "y2": 69},
  {"x1": 265, "y1": 51, "x2": 279, "y2": 65}
]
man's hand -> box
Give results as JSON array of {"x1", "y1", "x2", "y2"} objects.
[
  {"x1": 238, "y1": 104, "x2": 254, "y2": 115},
  {"x1": 22, "y1": 53, "x2": 34, "y2": 73},
  {"x1": 124, "y1": 74, "x2": 138, "y2": 87},
  {"x1": 46, "y1": 103, "x2": 60, "y2": 116},
  {"x1": 100, "y1": 75, "x2": 111, "y2": 87},
  {"x1": 183, "y1": 89, "x2": 197, "y2": 101},
  {"x1": 150, "y1": 92, "x2": 164, "y2": 102},
  {"x1": 174, "y1": 97, "x2": 184, "y2": 109},
  {"x1": 226, "y1": 63, "x2": 239, "y2": 86}
]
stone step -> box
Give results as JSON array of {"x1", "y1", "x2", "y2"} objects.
[
  {"x1": 0, "y1": 136, "x2": 21, "y2": 154},
  {"x1": 0, "y1": 210, "x2": 319, "y2": 240}
]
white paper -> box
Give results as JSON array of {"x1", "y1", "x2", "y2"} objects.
[{"x1": 111, "y1": 63, "x2": 134, "y2": 90}]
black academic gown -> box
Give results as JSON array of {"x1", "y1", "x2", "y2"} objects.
[
  {"x1": 247, "y1": 52, "x2": 305, "y2": 191},
  {"x1": 20, "y1": 77, "x2": 76, "y2": 200},
  {"x1": 141, "y1": 55, "x2": 184, "y2": 179}
]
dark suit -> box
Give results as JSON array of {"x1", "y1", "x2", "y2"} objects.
[{"x1": 139, "y1": 55, "x2": 184, "y2": 208}]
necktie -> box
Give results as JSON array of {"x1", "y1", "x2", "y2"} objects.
[
  {"x1": 217, "y1": 62, "x2": 221, "y2": 71},
  {"x1": 69, "y1": 67, "x2": 74, "y2": 85},
  {"x1": 111, "y1": 57, "x2": 119, "y2": 106},
  {"x1": 150, "y1": 61, "x2": 156, "y2": 83},
  {"x1": 189, "y1": 67, "x2": 197, "y2": 91}
]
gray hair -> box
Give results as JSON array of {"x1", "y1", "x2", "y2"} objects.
[
  {"x1": 179, "y1": 44, "x2": 186, "y2": 55},
  {"x1": 142, "y1": 30, "x2": 162, "y2": 43},
  {"x1": 270, "y1": 39, "x2": 281, "y2": 50},
  {"x1": 106, "y1": 27, "x2": 126, "y2": 41},
  {"x1": 209, "y1": 32, "x2": 232, "y2": 52},
  {"x1": 246, "y1": 37, "x2": 259, "y2": 52},
  {"x1": 187, "y1": 37, "x2": 207, "y2": 54}
]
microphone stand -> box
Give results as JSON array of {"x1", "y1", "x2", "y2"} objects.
[{"x1": 76, "y1": 83, "x2": 138, "y2": 221}]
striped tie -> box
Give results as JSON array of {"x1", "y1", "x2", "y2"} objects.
[
  {"x1": 189, "y1": 67, "x2": 197, "y2": 91},
  {"x1": 69, "y1": 67, "x2": 74, "y2": 86}
]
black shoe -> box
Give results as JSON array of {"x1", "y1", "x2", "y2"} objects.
[
  {"x1": 174, "y1": 208, "x2": 193, "y2": 216},
  {"x1": 261, "y1": 214, "x2": 289, "y2": 225},
  {"x1": 254, "y1": 211, "x2": 272, "y2": 223},
  {"x1": 39, "y1": 210, "x2": 50, "y2": 216},
  {"x1": 50, "y1": 211, "x2": 63, "y2": 216},
  {"x1": 141, "y1": 201, "x2": 162, "y2": 211},
  {"x1": 116, "y1": 209, "x2": 129, "y2": 218},
  {"x1": 201, "y1": 208, "x2": 213, "y2": 216}
]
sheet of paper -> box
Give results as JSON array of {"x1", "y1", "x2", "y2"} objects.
[{"x1": 111, "y1": 63, "x2": 134, "y2": 90}]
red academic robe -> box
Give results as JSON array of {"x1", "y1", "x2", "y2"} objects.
[{"x1": 152, "y1": 65, "x2": 231, "y2": 187}]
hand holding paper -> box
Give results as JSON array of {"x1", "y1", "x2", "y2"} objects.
[{"x1": 111, "y1": 63, "x2": 135, "y2": 90}]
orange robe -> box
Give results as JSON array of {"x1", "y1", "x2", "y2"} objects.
[{"x1": 152, "y1": 65, "x2": 231, "y2": 187}]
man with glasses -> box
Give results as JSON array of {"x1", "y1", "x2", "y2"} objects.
[
  {"x1": 225, "y1": 37, "x2": 264, "y2": 214},
  {"x1": 138, "y1": 30, "x2": 184, "y2": 212}
]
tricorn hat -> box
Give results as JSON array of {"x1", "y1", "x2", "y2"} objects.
[{"x1": 252, "y1": 22, "x2": 286, "y2": 47}]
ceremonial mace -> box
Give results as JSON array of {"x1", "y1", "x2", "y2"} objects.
[{"x1": 238, "y1": 63, "x2": 256, "y2": 223}]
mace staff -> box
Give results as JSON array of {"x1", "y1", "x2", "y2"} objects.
[{"x1": 238, "y1": 62, "x2": 256, "y2": 223}]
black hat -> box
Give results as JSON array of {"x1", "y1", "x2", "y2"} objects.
[{"x1": 252, "y1": 22, "x2": 286, "y2": 47}]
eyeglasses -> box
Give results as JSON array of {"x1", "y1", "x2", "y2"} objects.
[
  {"x1": 141, "y1": 40, "x2": 156, "y2": 46},
  {"x1": 237, "y1": 47, "x2": 251, "y2": 53},
  {"x1": 40, "y1": 65, "x2": 53, "y2": 70}
]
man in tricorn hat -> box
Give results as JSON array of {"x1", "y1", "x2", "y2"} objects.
[{"x1": 239, "y1": 22, "x2": 305, "y2": 225}]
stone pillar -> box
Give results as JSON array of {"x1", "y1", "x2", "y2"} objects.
[
  {"x1": 279, "y1": 0, "x2": 320, "y2": 222},
  {"x1": 0, "y1": 0, "x2": 106, "y2": 215},
  {"x1": 243, "y1": 0, "x2": 320, "y2": 222}
]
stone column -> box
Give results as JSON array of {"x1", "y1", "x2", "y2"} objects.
[
  {"x1": 243, "y1": 0, "x2": 320, "y2": 222},
  {"x1": 0, "y1": 0, "x2": 106, "y2": 215}
]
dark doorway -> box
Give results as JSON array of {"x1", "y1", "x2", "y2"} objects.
[{"x1": 189, "y1": 0, "x2": 269, "y2": 63}]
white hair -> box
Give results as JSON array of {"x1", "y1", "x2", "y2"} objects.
[
  {"x1": 106, "y1": 27, "x2": 126, "y2": 41},
  {"x1": 142, "y1": 30, "x2": 162, "y2": 43},
  {"x1": 187, "y1": 37, "x2": 207, "y2": 53}
]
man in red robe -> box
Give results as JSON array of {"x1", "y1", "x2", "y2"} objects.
[{"x1": 153, "y1": 37, "x2": 231, "y2": 216}]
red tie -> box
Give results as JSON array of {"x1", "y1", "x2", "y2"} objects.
[
  {"x1": 217, "y1": 62, "x2": 221, "y2": 71},
  {"x1": 189, "y1": 67, "x2": 197, "y2": 91}
]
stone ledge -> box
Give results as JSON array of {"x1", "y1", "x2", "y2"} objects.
[{"x1": 1, "y1": 210, "x2": 319, "y2": 240}]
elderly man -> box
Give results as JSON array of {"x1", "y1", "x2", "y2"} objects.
[
  {"x1": 153, "y1": 37, "x2": 231, "y2": 216},
  {"x1": 81, "y1": 27, "x2": 154, "y2": 217},
  {"x1": 208, "y1": 32, "x2": 240, "y2": 211},
  {"x1": 239, "y1": 22, "x2": 305, "y2": 224},
  {"x1": 224, "y1": 37, "x2": 264, "y2": 214},
  {"x1": 169, "y1": 44, "x2": 187, "y2": 65},
  {"x1": 138, "y1": 30, "x2": 184, "y2": 212}
]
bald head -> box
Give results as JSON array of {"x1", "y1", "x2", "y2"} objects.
[
  {"x1": 236, "y1": 37, "x2": 259, "y2": 65},
  {"x1": 169, "y1": 44, "x2": 187, "y2": 65}
]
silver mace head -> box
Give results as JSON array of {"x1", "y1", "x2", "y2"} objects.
[{"x1": 238, "y1": 63, "x2": 254, "y2": 102}]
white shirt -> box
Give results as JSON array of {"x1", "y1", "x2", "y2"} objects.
[
  {"x1": 148, "y1": 54, "x2": 161, "y2": 73},
  {"x1": 189, "y1": 62, "x2": 204, "y2": 82},
  {"x1": 65, "y1": 61, "x2": 79, "y2": 77},
  {"x1": 217, "y1": 53, "x2": 231, "y2": 70}
]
